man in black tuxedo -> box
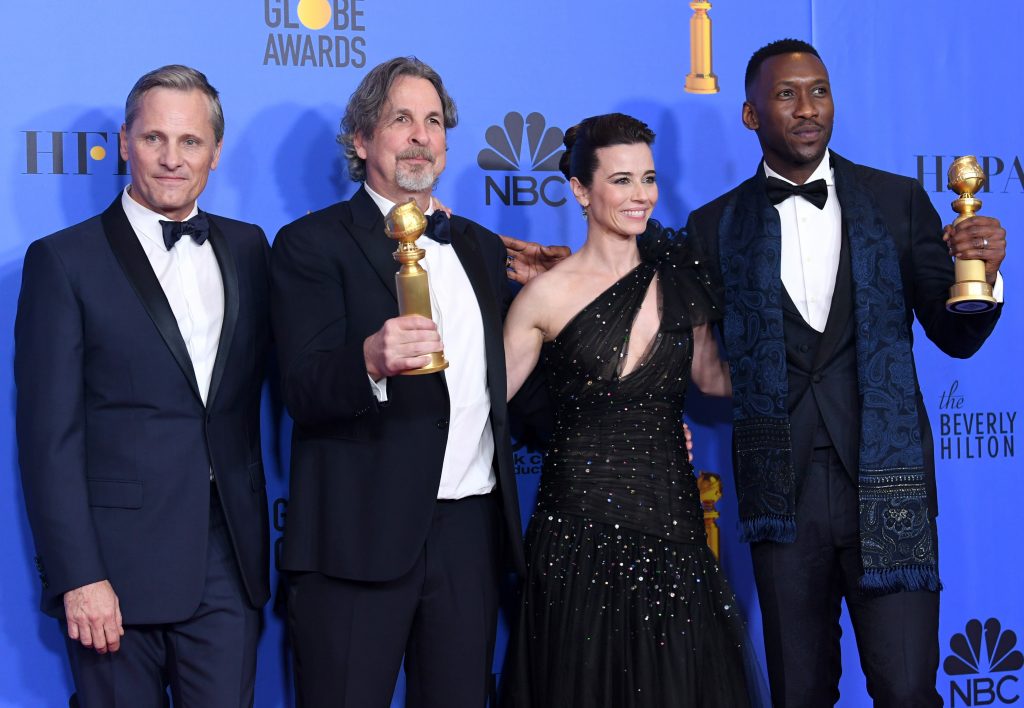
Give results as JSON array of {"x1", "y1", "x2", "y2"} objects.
[
  {"x1": 685, "y1": 39, "x2": 1006, "y2": 706},
  {"x1": 15, "y1": 65, "x2": 271, "y2": 707},
  {"x1": 271, "y1": 56, "x2": 524, "y2": 707}
]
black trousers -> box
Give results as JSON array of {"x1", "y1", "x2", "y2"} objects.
[
  {"x1": 65, "y1": 489, "x2": 261, "y2": 708},
  {"x1": 287, "y1": 493, "x2": 500, "y2": 708},
  {"x1": 751, "y1": 446, "x2": 941, "y2": 708}
]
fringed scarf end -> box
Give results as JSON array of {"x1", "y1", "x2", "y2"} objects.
[
  {"x1": 739, "y1": 515, "x2": 796, "y2": 544},
  {"x1": 859, "y1": 565, "x2": 942, "y2": 596}
]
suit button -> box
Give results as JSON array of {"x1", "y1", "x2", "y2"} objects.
[
  {"x1": 812, "y1": 373, "x2": 822, "y2": 383},
  {"x1": 436, "y1": 418, "x2": 449, "y2": 430},
  {"x1": 799, "y1": 344, "x2": 810, "y2": 353}
]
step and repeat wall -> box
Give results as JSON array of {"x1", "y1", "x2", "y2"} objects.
[{"x1": 0, "y1": 2, "x2": 1019, "y2": 706}]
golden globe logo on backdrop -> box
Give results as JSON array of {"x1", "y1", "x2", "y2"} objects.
[
  {"x1": 22, "y1": 130, "x2": 127, "y2": 175},
  {"x1": 478, "y1": 112, "x2": 566, "y2": 207},
  {"x1": 262, "y1": 0, "x2": 367, "y2": 68}
]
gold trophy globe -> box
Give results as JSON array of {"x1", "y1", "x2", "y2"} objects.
[
  {"x1": 384, "y1": 199, "x2": 449, "y2": 374},
  {"x1": 946, "y1": 155, "x2": 997, "y2": 313}
]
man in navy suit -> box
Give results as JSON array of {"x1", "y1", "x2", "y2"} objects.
[
  {"x1": 685, "y1": 40, "x2": 1006, "y2": 707},
  {"x1": 15, "y1": 65, "x2": 271, "y2": 707},
  {"x1": 271, "y1": 56, "x2": 524, "y2": 707}
]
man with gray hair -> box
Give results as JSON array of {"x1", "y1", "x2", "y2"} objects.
[
  {"x1": 271, "y1": 56, "x2": 525, "y2": 706},
  {"x1": 16, "y1": 64, "x2": 271, "y2": 706}
]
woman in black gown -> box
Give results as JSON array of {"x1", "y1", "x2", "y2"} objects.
[{"x1": 502, "y1": 113, "x2": 760, "y2": 707}]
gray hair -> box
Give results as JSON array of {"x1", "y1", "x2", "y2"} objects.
[
  {"x1": 125, "y1": 65, "x2": 225, "y2": 143},
  {"x1": 338, "y1": 57, "x2": 458, "y2": 182}
]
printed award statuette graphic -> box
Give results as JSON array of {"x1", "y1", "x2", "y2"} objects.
[
  {"x1": 946, "y1": 155, "x2": 998, "y2": 313},
  {"x1": 684, "y1": 0, "x2": 719, "y2": 94},
  {"x1": 696, "y1": 471, "x2": 722, "y2": 559},
  {"x1": 384, "y1": 200, "x2": 449, "y2": 375}
]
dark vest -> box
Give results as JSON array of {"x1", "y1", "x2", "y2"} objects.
[{"x1": 782, "y1": 225, "x2": 861, "y2": 489}]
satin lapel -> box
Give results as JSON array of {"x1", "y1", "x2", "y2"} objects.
[
  {"x1": 346, "y1": 186, "x2": 398, "y2": 302},
  {"x1": 449, "y1": 220, "x2": 504, "y2": 405},
  {"x1": 100, "y1": 197, "x2": 202, "y2": 402},
  {"x1": 206, "y1": 217, "x2": 239, "y2": 408}
]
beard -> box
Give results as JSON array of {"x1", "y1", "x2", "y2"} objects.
[{"x1": 394, "y1": 147, "x2": 439, "y2": 192}]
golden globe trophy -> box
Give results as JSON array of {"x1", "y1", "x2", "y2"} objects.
[
  {"x1": 384, "y1": 199, "x2": 449, "y2": 374},
  {"x1": 684, "y1": 0, "x2": 719, "y2": 94},
  {"x1": 946, "y1": 155, "x2": 998, "y2": 313}
]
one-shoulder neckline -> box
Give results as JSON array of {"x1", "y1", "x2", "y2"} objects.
[
  {"x1": 550, "y1": 261, "x2": 666, "y2": 383},
  {"x1": 549, "y1": 261, "x2": 652, "y2": 346}
]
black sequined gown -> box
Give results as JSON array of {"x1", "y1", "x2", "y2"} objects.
[{"x1": 503, "y1": 233, "x2": 758, "y2": 708}]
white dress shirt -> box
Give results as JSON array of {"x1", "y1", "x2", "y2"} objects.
[
  {"x1": 767, "y1": 150, "x2": 1003, "y2": 332},
  {"x1": 766, "y1": 151, "x2": 841, "y2": 332},
  {"x1": 364, "y1": 185, "x2": 496, "y2": 500},
  {"x1": 121, "y1": 186, "x2": 224, "y2": 406}
]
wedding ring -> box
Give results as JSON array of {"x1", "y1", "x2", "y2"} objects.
[
  {"x1": 982, "y1": 237, "x2": 989, "y2": 250},
  {"x1": 505, "y1": 255, "x2": 515, "y2": 268}
]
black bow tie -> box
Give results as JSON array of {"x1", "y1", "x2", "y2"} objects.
[
  {"x1": 425, "y1": 210, "x2": 451, "y2": 245},
  {"x1": 765, "y1": 176, "x2": 829, "y2": 209},
  {"x1": 159, "y1": 213, "x2": 210, "y2": 251}
]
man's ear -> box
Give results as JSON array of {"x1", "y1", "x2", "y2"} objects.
[
  {"x1": 353, "y1": 131, "x2": 369, "y2": 160},
  {"x1": 119, "y1": 124, "x2": 129, "y2": 162},
  {"x1": 741, "y1": 101, "x2": 759, "y2": 132}
]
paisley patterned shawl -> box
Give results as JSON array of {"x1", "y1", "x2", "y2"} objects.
[{"x1": 717, "y1": 156, "x2": 939, "y2": 594}]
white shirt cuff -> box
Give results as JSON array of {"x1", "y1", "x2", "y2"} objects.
[
  {"x1": 368, "y1": 374, "x2": 388, "y2": 402},
  {"x1": 993, "y1": 272, "x2": 1005, "y2": 303}
]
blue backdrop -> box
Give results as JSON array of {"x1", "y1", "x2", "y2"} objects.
[{"x1": 1, "y1": 2, "x2": 1020, "y2": 706}]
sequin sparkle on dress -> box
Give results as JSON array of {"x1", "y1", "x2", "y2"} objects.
[{"x1": 503, "y1": 228, "x2": 760, "y2": 708}]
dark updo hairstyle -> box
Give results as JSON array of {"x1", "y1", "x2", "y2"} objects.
[{"x1": 559, "y1": 113, "x2": 655, "y2": 188}]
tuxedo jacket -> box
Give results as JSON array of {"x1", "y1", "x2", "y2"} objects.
[
  {"x1": 15, "y1": 196, "x2": 272, "y2": 623},
  {"x1": 270, "y1": 186, "x2": 525, "y2": 582},
  {"x1": 686, "y1": 153, "x2": 1002, "y2": 515}
]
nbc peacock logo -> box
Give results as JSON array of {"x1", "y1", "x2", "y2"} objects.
[
  {"x1": 945, "y1": 617, "x2": 1023, "y2": 706},
  {"x1": 479, "y1": 112, "x2": 567, "y2": 207},
  {"x1": 262, "y1": 0, "x2": 367, "y2": 68}
]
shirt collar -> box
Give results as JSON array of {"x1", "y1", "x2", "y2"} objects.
[
  {"x1": 363, "y1": 183, "x2": 436, "y2": 218},
  {"x1": 121, "y1": 185, "x2": 200, "y2": 249},
  {"x1": 763, "y1": 148, "x2": 834, "y2": 187}
]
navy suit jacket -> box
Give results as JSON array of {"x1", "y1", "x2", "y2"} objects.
[
  {"x1": 685, "y1": 152, "x2": 1002, "y2": 516},
  {"x1": 271, "y1": 186, "x2": 525, "y2": 582},
  {"x1": 15, "y1": 195, "x2": 272, "y2": 623}
]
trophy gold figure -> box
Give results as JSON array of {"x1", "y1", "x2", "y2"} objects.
[
  {"x1": 684, "y1": 0, "x2": 719, "y2": 94},
  {"x1": 946, "y1": 155, "x2": 998, "y2": 313},
  {"x1": 384, "y1": 199, "x2": 449, "y2": 374}
]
